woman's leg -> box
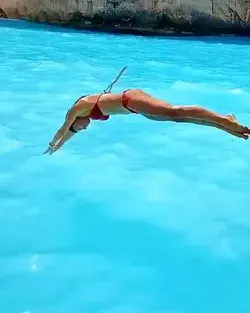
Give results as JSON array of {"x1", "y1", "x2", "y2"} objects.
[
  {"x1": 144, "y1": 114, "x2": 248, "y2": 139},
  {"x1": 127, "y1": 90, "x2": 250, "y2": 134}
]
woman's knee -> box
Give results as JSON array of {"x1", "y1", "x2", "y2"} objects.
[{"x1": 152, "y1": 106, "x2": 180, "y2": 118}]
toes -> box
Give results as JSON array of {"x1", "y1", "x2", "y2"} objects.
[
  {"x1": 236, "y1": 132, "x2": 248, "y2": 140},
  {"x1": 243, "y1": 127, "x2": 250, "y2": 134},
  {"x1": 242, "y1": 133, "x2": 249, "y2": 140}
]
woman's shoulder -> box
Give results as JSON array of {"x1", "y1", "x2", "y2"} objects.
[{"x1": 72, "y1": 94, "x2": 100, "y2": 114}]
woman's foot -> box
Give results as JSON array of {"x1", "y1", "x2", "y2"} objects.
[
  {"x1": 225, "y1": 114, "x2": 239, "y2": 124},
  {"x1": 225, "y1": 114, "x2": 249, "y2": 139},
  {"x1": 225, "y1": 114, "x2": 236, "y2": 122},
  {"x1": 224, "y1": 114, "x2": 250, "y2": 134}
]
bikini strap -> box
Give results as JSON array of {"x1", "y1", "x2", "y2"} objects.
[{"x1": 103, "y1": 66, "x2": 127, "y2": 93}]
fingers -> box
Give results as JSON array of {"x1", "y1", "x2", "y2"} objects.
[
  {"x1": 43, "y1": 144, "x2": 59, "y2": 155},
  {"x1": 49, "y1": 144, "x2": 62, "y2": 155},
  {"x1": 49, "y1": 148, "x2": 57, "y2": 155},
  {"x1": 43, "y1": 147, "x2": 51, "y2": 154}
]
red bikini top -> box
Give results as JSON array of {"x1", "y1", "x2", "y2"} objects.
[
  {"x1": 72, "y1": 93, "x2": 109, "y2": 121},
  {"x1": 87, "y1": 94, "x2": 109, "y2": 121},
  {"x1": 88, "y1": 102, "x2": 109, "y2": 121}
]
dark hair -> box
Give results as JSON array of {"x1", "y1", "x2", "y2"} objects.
[{"x1": 69, "y1": 123, "x2": 78, "y2": 133}]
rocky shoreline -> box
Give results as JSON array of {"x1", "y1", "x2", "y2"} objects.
[{"x1": 1, "y1": 0, "x2": 250, "y2": 37}]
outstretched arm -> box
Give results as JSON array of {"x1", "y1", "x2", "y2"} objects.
[
  {"x1": 44, "y1": 130, "x2": 76, "y2": 155},
  {"x1": 49, "y1": 107, "x2": 78, "y2": 147},
  {"x1": 44, "y1": 108, "x2": 77, "y2": 154}
]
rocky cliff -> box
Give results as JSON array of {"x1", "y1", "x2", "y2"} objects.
[{"x1": 0, "y1": 0, "x2": 250, "y2": 35}]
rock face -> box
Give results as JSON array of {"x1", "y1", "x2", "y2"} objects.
[{"x1": 0, "y1": 0, "x2": 250, "y2": 35}]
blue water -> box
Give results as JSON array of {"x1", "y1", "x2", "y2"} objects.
[{"x1": 1, "y1": 18, "x2": 250, "y2": 313}]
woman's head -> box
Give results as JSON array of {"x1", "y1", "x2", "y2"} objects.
[{"x1": 71, "y1": 117, "x2": 90, "y2": 132}]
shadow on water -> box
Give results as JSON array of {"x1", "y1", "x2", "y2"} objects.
[{"x1": 1, "y1": 18, "x2": 250, "y2": 46}]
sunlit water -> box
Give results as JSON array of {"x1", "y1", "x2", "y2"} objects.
[{"x1": 1, "y1": 18, "x2": 250, "y2": 313}]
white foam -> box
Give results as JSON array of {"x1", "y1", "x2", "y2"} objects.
[
  {"x1": 229, "y1": 88, "x2": 243, "y2": 94},
  {"x1": 171, "y1": 80, "x2": 205, "y2": 91}
]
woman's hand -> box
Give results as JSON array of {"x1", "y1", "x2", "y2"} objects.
[
  {"x1": 43, "y1": 142, "x2": 59, "y2": 155},
  {"x1": 43, "y1": 130, "x2": 76, "y2": 155},
  {"x1": 43, "y1": 142, "x2": 63, "y2": 155}
]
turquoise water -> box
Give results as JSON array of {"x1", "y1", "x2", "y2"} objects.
[{"x1": 1, "y1": 18, "x2": 250, "y2": 313}]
